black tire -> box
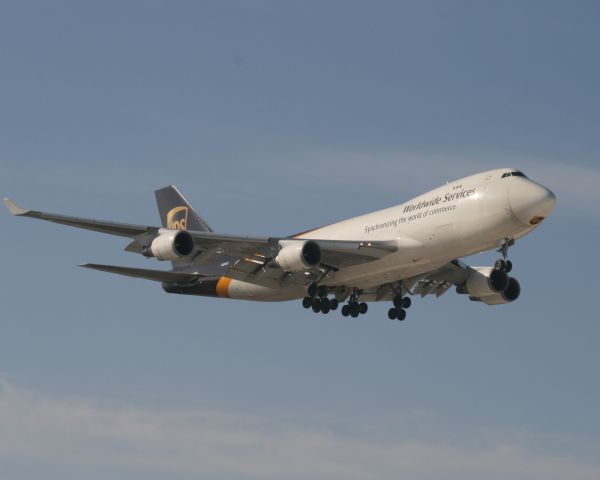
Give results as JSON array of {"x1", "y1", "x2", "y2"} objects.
[
  {"x1": 495, "y1": 259, "x2": 506, "y2": 271},
  {"x1": 341, "y1": 305, "x2": 350, "y2": 317},
  {"x1": 308, "y1": 284, "x2": 317, "y2": 297},
  {"x1": 329, "y1": 298, "x2": 339, "y2": 310},
  {"x1": 350, "y1": 302, "x2": 359, "y2": 317},
  {"x1": 397, "y1": 308, "x2": 406, "y2": 321},
  {"x1": 359, "y1": 302, "x2": 368, "y2": 314},
  {"x1": 302, "y1": 297, "x2": 312, "y2": 309},
  {"x1": 321, "y1": 304, "x2": 330, "y2": 314},
  {"x1": 505, "y1": 260, "x2": 513, "y2": 273},
  {"x1": 312, "y1": 298, "x2": 321, "y2": 312},
  {"x1": 402, "y1": 296, "x2": 412, "y2": 309},
  {"x1": 350, "y1": 309, "x2": 359, "y2": 318},
  {"x1": 393, "y1": 296, "x2": 403, "y2": 308},
  {"x1": 388, "y1": 308, "x2": 397, "y2": 320}
]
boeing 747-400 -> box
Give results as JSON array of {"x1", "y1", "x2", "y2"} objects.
[{"x1": 4, "y1": 168, "x2": 555, "y2": 321}]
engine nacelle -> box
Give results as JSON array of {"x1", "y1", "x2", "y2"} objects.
[
  {"x1": 275, "y1": 240, "x2": 321, "y2": 272},
  {"x1": 456, "y1": 266, "x2": 509, "y2": 298},
  {"x1": 479, "y1": 277, "x2": 521, "y2": 305},
  {"x1": 145, "y1": 229, "x2": 194, "y2": 261}
]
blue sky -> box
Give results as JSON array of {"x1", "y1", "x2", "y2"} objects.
[{"x1": 1, "y1": 1, "x2": 599, "y2": 479}]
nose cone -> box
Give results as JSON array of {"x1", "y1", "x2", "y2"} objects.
[{"x1": 508, "y1": 180, "x2": 556, "y2": 226}]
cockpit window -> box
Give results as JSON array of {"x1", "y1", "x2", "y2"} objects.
[{"x1": 501, "y1": 171, "x2": 527, "y2": 179}]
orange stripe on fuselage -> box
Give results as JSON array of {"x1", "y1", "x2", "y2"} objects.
[{"x1": 216, "y1": 276, "x2": 232, "y2": 298}]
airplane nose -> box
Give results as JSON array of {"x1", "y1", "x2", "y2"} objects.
[{"x1": 508, "y1": 180, "x2": 556, "y2": 226}]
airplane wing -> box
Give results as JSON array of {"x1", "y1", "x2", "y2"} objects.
[
  {"x1": 204, "y1": 236, "x2": 403, "y2": 289},
  {"x1": 410, "y1": 260, "x2": 469, "y2": 298},
  {"x1": 181, "y1": 233, "x2": 399, "y2": 265},
  {"x1": 349, "y1": 260, "x2": 470, "y2": 303},
  {"x1": 3, "y1": 198, "x2": 154, "y2": 237},
  {"x1": 4, "y1": 198, "x2": 403, "y2": 287}
]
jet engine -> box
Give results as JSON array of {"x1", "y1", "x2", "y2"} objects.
[
  {"x1": 456, "y1": 266, "x2": 520, "y2": 305},
  {"x1": 478, "y1": 277, "x2": 521, "y2": 305},
  {"x1": 144, "y1": 229, "x2": 194, "y2": 261},
  {"x1": 458, "y1": 266, "x2": 509, "y2": 297},
  {"x1": 275, "y1": 240, "x2": 321, "y2": 272}
]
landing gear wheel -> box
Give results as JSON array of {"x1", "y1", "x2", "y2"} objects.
[
  {"x1": 312, "y1": 298, "x2": 321, "y2": 313},
  {"x1": 341, "y1": 305, "x2": 350, "y2": 317},
  {"x1": 308, "y1": 284, "x2": 317, "y2": 298},
  {"x1": 350, "y1": 309, "x2": 359, "y2": 318},
  {"x1": 397, "y1": 308, "x2": 406, "y2": 321},
  {"x1": 359, "y1": 302, "x2": 368, "y2": 315},
  {"x1": 302, "y1": 297, "x2": 312, "y2": 308},
  {"x1": 393, "y1": 296, "x2": 403, "y2": 308},
  {"x1": 388, "y1": 308, "x2": 397, "y2": 320},
  {"x1": 495, "y1": 259, "x2": 506, "y2": 271},
  {"x1": 321, "y1": 304, "x2": 330, "y2": 314},
  {"x1": 402, "y1": 297, "x2": 411, "y2": 309},
  {"x1": 329, "y1": 299, "x2": 339, "y2": 310},
  {"x1": 505, "y1": 260, "x2": 513, "y2": 273}
]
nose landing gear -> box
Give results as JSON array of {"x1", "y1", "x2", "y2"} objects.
[{"x1": 495, "y1": 238, "x2": 514, "y2": 273}]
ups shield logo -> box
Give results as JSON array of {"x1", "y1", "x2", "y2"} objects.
[{"x1": 167, "y1": 206, "x2": 188, "y2": 230}]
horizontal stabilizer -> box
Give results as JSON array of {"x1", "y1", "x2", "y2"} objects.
[{"x1": 79, "y1": 263, "x2": 200, "y2": 284}]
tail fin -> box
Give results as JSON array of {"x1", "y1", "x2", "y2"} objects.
[{"x1": 154, "y1": 186, "x2": 213, "y2": 232}]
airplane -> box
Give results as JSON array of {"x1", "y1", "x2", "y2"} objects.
[{"x1": 3, "y1": 167, "x2": 555, "y2": 321}]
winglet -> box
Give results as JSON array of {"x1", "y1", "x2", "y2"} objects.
[{"x1": 3, "y1": 198, "x2": 29, "y2": 216}]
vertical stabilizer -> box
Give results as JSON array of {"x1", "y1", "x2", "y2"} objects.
[{"x1": 154, "y1": 186, "x2": 213, "y2": 233}]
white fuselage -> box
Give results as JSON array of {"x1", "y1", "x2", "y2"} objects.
[{"x1": 225, "y1": 168, "x2": 555, "y2": 301}]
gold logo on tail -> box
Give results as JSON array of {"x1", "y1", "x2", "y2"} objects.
[{"x1": 167, "y1": 206, "x2": 188, "y2": 230}]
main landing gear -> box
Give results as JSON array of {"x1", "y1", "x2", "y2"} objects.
[
  {"x1": 302, "y1": 285, "x2": 367, "y2": 317},
  {"x1": 340, "y1": 291, "x2": 368, "y2": 318},
  {"x1": 302, "y1": 284, "x2": 339, "y2": 314},
  {"x1": 387, "y1": 295, "x2": 411, "y2": 321},
  {"x1": 303, "y1": 284, "x2": 413, "y2": 322},
  {"x1": 495, "y1": 238, "x2": 514, "y2": 273}
]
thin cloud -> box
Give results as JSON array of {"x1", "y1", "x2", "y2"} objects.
[
  {"x1": 0, "y1": 380, "x2": 598, "y2": 480},
  {"x1": 2, "y1": 149, "x2": 597, "y2": 217},
  {"x1": 280, "y1": 149, "x2": 599, "y2": 212}
]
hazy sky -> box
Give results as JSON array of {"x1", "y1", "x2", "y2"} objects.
[{"x1": 1, "y1": 1, "x2": 599, "y2": 479}]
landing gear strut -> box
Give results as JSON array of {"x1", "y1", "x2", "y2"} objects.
[{"x1": 495, "y1": 238, "x2": 514, "y2": 273}]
